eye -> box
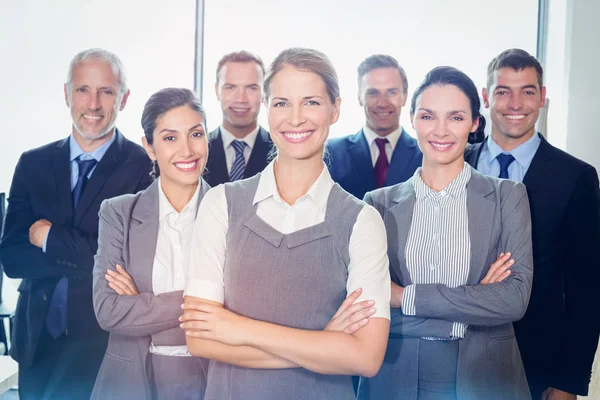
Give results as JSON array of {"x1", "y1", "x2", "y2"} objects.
[
  {"x1": 495, "y1": 90, "x2": 508, "y2": 96},
  {"x1": 305, "y1": 100, "x2": 320, "y2": 106},
  {"x1": 272, "y1": 101, "x2": 287, "y2": 107},
  {"x1": 102, "y1": 89, "x2": 114, "y2": 95},
  {"x1": 191, "y1": 131, "x2": 205, "y2": 138},
  {"x1": 420, "y1": 114, "x2": 433, "y2": 120},
  {"x1": 524, "y1": 90, "x2": 536, "y2": 96},
  {"x1": 387, "y1": 89, "x2": 399, "y2": 96},
  {"x1": 248, "y1": 86, "x2": 260, "y2": 92},
  {"x1": 76, "y1": 87, "x2": 87, "y2": 93},
  {"x1": 366, "y1": 90, "x2": 379, "y2": 97},
  {"x1": 451, "y1": 116, "x2": 464, "y2": 121},
  {"x1": 163, "y1": 135, "x2": 176, "y2": 142}
]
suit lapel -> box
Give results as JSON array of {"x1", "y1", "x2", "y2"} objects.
[
  {"x1": 52, "y1": 138, "x2": 74, "y2": 223},
  {"x1": 466, "y1": 169, "x2": 497, "y2": 283},
  {"x1": 523, "y1": 134, "x2": 553, "y2": 188},
  {"x1": 387, "y1": 181, "x2": 416, "y2": 285},
  {"x1": 206, "y1": 128, "x2": 230, "y2": 185},
  {"x1": 245, "y1": 127, "x2": 272, "y2": 177},
  {"x1": 348, "y1": 130, "x2": 377, "y2": 187},
  {"x1": 464, "y1": 138, "x2": 486, "y2": 169},
  {"x1": 386, "y1": 129, "x2": 417, "y2": 185},
  {"x1": 129, "y1": 180, "x2": 160, "y2": 294}
]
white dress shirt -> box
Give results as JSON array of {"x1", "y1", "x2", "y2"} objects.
[
  {"x1": 402, "y1": 164, "x2": 472, "y2": 339},
  {"x1": 150, "y1": 178, "x2": 200, "y2": 356},
  {"x1": 362, "y1": 125, "x2": 403, "y2": 166},
  {"x1": 185, "y1": 161, "x2": 391, "y2": 320},
  {"x1": 220, "y1": 125, "x2": 261, "y2": 174}
]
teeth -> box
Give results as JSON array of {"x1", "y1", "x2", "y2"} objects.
[
  {"x1": 83, "y1": 115, "x2": 101, "y2": 120},
  {"x1": 505, "y1": 115, "x2": 526, "y2": 120},
  {"x1": 431, "y1": 142, "x2": 452, "y2": 150},
  {"x1": 231, "y1": 108, "x2": 249, "y2": 112},
  {"x1": 175, "y1": 161, "x2": 196, "y2": 169},
  {"x1": 283, "y1": 131, "x2": 312, "y2": 140}
]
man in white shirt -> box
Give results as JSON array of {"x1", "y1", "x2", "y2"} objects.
[
  {"x1": 326, "y1": 54, "x2": 422, "y2": 199},
  {"x1": 204, "y1": 51, "x2": 273, "y2": 187}
]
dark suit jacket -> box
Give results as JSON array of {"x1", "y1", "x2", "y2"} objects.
[
  {"x1": 465, "y1": 134, "x2": 600, "y2": 397},
  {"x1": 204, "y1": 126, "x2": 272, "y2": 187},
  {"x1": 326, "y1": 129, "x2": 423, "y2": 200},
  {"x1": 0, "y1": 130, "x2": 153, "y2": 368}
]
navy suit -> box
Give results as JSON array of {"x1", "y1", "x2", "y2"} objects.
[
  {"x1": 326, "y1": 129, "x2": 422, "y2": 200},
  {"x1": 0, "y1": 130, "x2": 152, "y2": 399},
  {"x1": 204, "y1": 127, "x2": 272, "y2": 187},
  {"x1": 465, "y1": 135, "x2": 600, "y2": 398}
]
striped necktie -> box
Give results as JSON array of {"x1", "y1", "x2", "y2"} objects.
[{"x1": 229, "y1": 140, "x2": 247, "y2": 182}]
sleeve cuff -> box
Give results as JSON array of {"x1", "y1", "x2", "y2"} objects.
[
  {"x1": 402, "y1": 284, "x2": 416, "y2": 316},
  {"x1": 42, "y1": 227, "x2": 50, "y2": 253},
  {"x1": 184, "y1": 279, "x2": 224, "y2": 304}
]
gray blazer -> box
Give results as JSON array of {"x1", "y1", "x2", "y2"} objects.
[
  {"x1": 359, "y1": 167, "x2": 533, "y2": 400},
  {"x1": 91, "y1": 179, "x2": 210, "y2": 400}
]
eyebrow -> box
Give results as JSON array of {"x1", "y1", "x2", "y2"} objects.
[
  {"x1": 158, "y1": 124, "x2": 205, "y2": 135},
  {"x1": 495, "y1": 84, "x2": 539, "y2": 91},
  {"x1": 272, "y1": 95, "x2": 325, "y2": 101},
  {"x1": 418, "y1": 108, "x2": 467, "y2": 115}
]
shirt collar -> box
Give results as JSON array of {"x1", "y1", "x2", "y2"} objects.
[
  {"x1": 252, "y1": 160, "x2": 334, "y2": 212},
  {"x1": 485, "y1": 132, "x2": 541, "y2": 169},
  {"x1": 69, "y1": 130, "x2": 117, "y2": 162},
  {"x1": 363, "y1": 125, "x2": 403, "y2": 150},
  {"x1": 220, "y1": 124, "x2": 260, "y2": 150},
  {"x1": 157, "y1": 177, "x2": 201, "y2": 220},
  {"x1": 413, "y1": 163, "x2": 471, "y2": 201}
]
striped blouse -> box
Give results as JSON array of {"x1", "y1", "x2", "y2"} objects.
[{"x1": 402, "y1": 163, "x2": 471, "y2": 339}]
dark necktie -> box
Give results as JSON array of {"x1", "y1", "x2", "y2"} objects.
[
  {"x1": 45, "y1": 157, "x2": 97, "y2": 339},
  {"x1": 496, "y1": 153, "x2": 515, "y2": 179},
  {"x1": 229, "y1": 140, "x2": 247, "y2": 182},
  {"x1": 374, "y1": 138, "x2": 389, "y2": 188}
]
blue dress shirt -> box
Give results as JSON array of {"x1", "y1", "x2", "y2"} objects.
[{"x1": 476, "y1": 133, "x2": 541, "y2": 183}]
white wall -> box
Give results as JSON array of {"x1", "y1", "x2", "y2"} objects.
[{"x1": 0, "y1": 0, "x2": 196, "y2": 193}]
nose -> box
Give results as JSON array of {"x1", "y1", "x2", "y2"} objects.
[
  {"x1": 507, "y1": 92, "x2": 523, "y2": 110},
  {"x1": 87, "y1": 90, "x2": 101, "y2": 111},
  {"x1": 434, "y1": 119, "x2": 449, "y2": 137},
  {"x1": 235, "y1": 87, "x2": 249, "y2": 103},
  {"x1": 178, "y1": 136, "x2": 193, "y2": 158},
  {"x1": 288, "y1": 105, "x2": 306, "y2": 127}
]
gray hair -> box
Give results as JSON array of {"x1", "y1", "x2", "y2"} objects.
[{"x1": 66, "y1": 48, "x2": 128, "y2": 94}]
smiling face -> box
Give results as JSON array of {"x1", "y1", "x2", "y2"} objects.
[
  {"x1": 359, "y1": 67, "x2": 407, "y2": 136},
  {"x1": 412, "y1": 84, "x2": 479, "y2": 171},
  {"x1": 64, "y1": 58, "x2": 129, "y2": 142},
  {"x1": 483, "y1": 67, "x2": 546, "y2": 149},
  {"x1": 215, "y1": 61, "x2": 263, "y2": 137},
  {"x1": 142, "y1": 105, "x2": 208, "y2": 191},
  {"x1": 266, "y1": 65, "x2": 340, "y2": 163}
]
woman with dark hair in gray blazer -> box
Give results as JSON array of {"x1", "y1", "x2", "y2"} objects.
[{"x1": 359, "y1": 67, "x2": 534, "y2": 400}]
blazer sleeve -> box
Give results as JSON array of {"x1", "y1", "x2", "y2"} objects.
[
  {"x1": 550, "y1": 166, "x2": 600, "y2": 395},
  {"x1": 364, "y1": 190, "x2": 458, "y2": 339},
  {"x1": 411, "y1": 183, "x2": 533, "y2": 326},
  {"x1": 0, "y1": 153, "x2": 73, "y2": 279},
  {"x1": 93, "y1": 199, "x2": 184, "y2": 337}
]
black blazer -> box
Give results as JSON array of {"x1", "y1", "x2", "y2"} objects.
[
  {"x1": 0, "y1": 130, "x2": 153, "y2": 368},
  {"x1": 204, "y1": 127, "x2": 272, "y2": 187},
  {"x1": 326, "y1": 129, "x2": 423, "y2": 200},
  {"x1": 465, "y1": 134, "x2": 600, "y2": 397}
]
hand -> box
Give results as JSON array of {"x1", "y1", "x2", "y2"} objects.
[
  {"x1": 105, "y1": 264, "x2": 139, "y2": 295},
  {"x1": 541, "y1": 387, "x2": 577, "y2": 400},
  {"x1": 325, "y1": 288, "x2": 376, "y2": 334},
  {"x1": 390, "y1": 282, "x2": 405, "y2": 309},
  {"x1": 481, "y1": 252, "x2": 514, "y2": 284},
  {"x1": 180, "y1": 300, "x2": 249, "y2": 346},
  {"x1": 29, "y1": 219, "x2": 51, "y2": 248}
]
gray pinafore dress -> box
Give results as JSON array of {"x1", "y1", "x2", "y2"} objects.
[{"x1": 203, "y1": 174, "x2": 364, "y2": 400}]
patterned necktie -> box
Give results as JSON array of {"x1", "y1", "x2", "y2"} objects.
[
  {"x1": 496, "y1": 153, "x2": 515, "y2": 179},
  {"x1": 45, "y1": 156, "x2": 97, "y2": 339},
  {"x1": 374, "y1": 138, "x2": 389, "y2": 188},
  {"x1": 229, "y1": 140, "x2": 247, "y2": 182}
]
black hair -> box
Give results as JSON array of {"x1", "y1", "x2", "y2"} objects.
[{"x1": 487, "y1": 48, "x2": 543, "y2": 89}]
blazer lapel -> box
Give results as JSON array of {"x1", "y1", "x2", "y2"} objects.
[
  {"x1": 386, "y1": 181, "x2": 416, "y2": 286},
  {"x1": 52, "y1": 138, "x2": 74, "y2": 223},
  {"x1": 129, "y1": 180, "x2": 160, "y2": 294},
  {"x1": 348, "y1": 130, "x2": 377, "y2": 187},
  {"x1": 74, "y1": 130, "x2": 127, "y2": 226},
  {"x1": 466, "y1": 168, "x2": 497, "y2": 283},
  {"x1": 523, "y1": 134, "x2": 553, "y2": 189},
  {"x1": 206, "y1": 128, "x2": 230, "y2": 185},
  {"x1": 386, "y1": 129, "x2": 417, "y2": 185},
  {"x1": 245, "y1": 127, "x2": 272, "y2": 177}
]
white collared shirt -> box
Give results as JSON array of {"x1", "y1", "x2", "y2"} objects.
[
  {"x1": 150, "y1": 178, "x2": 200, "y2": 356},
  {"x1": 220, "y1": 124, "x2": 261, "y2": 174},
  {"x1": 362, "y1": 125, "x2": 403, "y2": 166},
  {"x1": 185, "y1": 160, "x2": 391, "y2": 320}
]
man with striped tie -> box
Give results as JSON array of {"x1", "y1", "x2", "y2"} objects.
[
  {"x1": 465, "y1": 49, "x2": 600, "y2": 400},
  {"x1": 204, "y1": 51, "x2": 272, "y2": 186}
]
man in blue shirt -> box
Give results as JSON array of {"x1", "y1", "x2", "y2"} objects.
[
  {"x1": 0, "y1": 48, "x2": 152, "y2": 399},
  {"x1": 466, "y1": 49, "x2": 600, "y2": 400}
]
